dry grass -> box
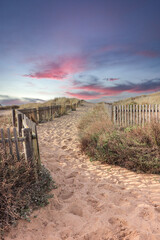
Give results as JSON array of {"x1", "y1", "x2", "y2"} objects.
[
  {"x1": 0, "y1": 115, "x2": 12, "y2": 128},
  {"x1": 20, "y1": 97, "x2": 82, "y2": 109},
  {"x1": 0, "y1": 125, "x2": 55, "y2": 238},
  {"x1": 78, "y1": 104, "x2": 160, "y2": 174},
  {"x1": 0, "y1": 147, "x2": 55, "y2": 239},
  {"x1": 113, "y1": 91, "x2": 160, "y2": 105}
]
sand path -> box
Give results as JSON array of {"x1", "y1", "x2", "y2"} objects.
[{"x1": 6, "y1": 103, "x2": 160, "y2": 240}]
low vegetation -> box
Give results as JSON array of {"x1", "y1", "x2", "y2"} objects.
[
  {"x1": 0, "y1": 117, "x2": 55, "y2": 239},
  {"x1": 0, "y1": 115, "x2": 12, "y2": 128},
  {"x1": 0, "y1": 148, "x2": 55, "y2": 239},
  {"x1": 78, "y1": 104, "x2": 160, "y2": 174}
]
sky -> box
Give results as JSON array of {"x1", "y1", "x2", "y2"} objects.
[{"x1": 0, "y1": 0, "x2": 160, "y2": 105}]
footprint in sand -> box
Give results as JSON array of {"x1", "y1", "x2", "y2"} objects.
[
  {"x1": 59, "y1": 189, "x2": 74, "y2": 200},
  {"x1": 62, "y1": 145, "x2": 68, "y2": 150},
  {"x1": 68, "y1": 203, "x2": 83, "y2": 217},
  {"x1": 108, "y1": 217, "x2": 139, "y2": 240},
  {"x1": 137, "y1": 204, "x2": 154, "y2": 221}
]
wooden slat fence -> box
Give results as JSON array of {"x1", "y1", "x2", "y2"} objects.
[
  {"x1": 12, "y1": 101, "x2": 82, "y2": 126},
  {"x1": 1, "y1": 100, "x2": 83, "y2": 179},
  {"x1": 113, "y1": 104, "x2": 160, "y2": 126},
  {"x1": 0, "y1": 127, "x2": 26, "y2": 161},
  {"x1": 1, "y1": 113, "x2": 41, "y2": 180}
]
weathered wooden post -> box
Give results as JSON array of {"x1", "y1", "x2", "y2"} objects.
[
  {"x1": 38, "y1": 107, "x2": 42, "y2": 123},
  {"x1": 125, "y1": 105, "x2": 127, "y2": 126},
  {"x1": 127, "y1": 105, "x2": 130, "y2": 126},
  {"x1": 146, "y1": 104, "x2": 148, "y2": 123},
  {"x1": 130, "y1": 105, "x2": 132, "y2": 126},
  {"x1": 12, "y1": 109, "x2": 16, "y2": 127},
  {"x1": 7, "y1": 128, "x2": 13, "y2": 157},
  {"x1": 32, "y1": 108, "x2": 38, "y2": 123},
  {"x1": 13, "y1": 127, "x2": 20, "y2": 161},
  {"x1": 22, "y1": 128, "x2": 33, "y2": 163},
  {"x1": 34, "y1": 124, "x2": 41, "y2": 168},
  {"x1": 113, "y1": 105, "x2": 116, "y2": 124},
  {"x1": 17, "y1": 113, "x2": 23, "y2": 137},
  {"x1": 142, "y1": 105, "x2": 145, "y2": 127},
  {"x1": 133, "y1": 105, "x2": 135, "y2": 125}
]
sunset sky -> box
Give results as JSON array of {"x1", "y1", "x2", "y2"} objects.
[{"x1": 1, "y1": 0, "x2": 160, "y2": 105}]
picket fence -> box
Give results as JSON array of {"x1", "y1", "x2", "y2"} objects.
[{"x1": 113, "y1": 104, "x2": 160, "y2": 126}]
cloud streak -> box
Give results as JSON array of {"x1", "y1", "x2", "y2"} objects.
[{"x1": 66, "y1": 78, "x2": 160, "y2": 100}]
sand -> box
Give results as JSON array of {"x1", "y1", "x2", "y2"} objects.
[{"x1": 5, "y1": 103, "x2": 160, "y2": 240}]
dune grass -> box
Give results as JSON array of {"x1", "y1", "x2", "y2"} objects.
[
  {"x1": 20, "y1": 97, "x2": 82, "y2": 109},
  {"x1": 0, "y1": 114, "x2": 12, "y2": 128},
  {"x1": 0, "y1": 116, "x2": 55, "y2": 238},
  {"x1": 0, "y1": 147, "x2": 55, "y2": 239},
  {"x1": 113, "y1": 91, "x2": 160, "y2": 105},
  {"x1": 78, "y1": 104, "x2": 160, "y2": 174}
]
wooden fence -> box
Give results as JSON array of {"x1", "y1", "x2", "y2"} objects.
[
  {"x1": 1, "y1": 100, "x2": 83, "y2": 179},
  {"x1": 0, "y1": 112, "x2": 41, "y2": 179},
  {"x1": 113, "y1": 104, "x2": 160, "y2": 126},
  {"x1": 12, "y1": 101, "x2": 82, "y2": 125}
]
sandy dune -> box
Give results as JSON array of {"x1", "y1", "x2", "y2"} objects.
[{"x1": 6, "y1": 103, "x2": 160, "y2": 240}]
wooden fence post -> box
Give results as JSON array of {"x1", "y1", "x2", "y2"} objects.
[
  {"x1": 142, "y1": 105, "x2": 145, "y2": 126},
  {"x1": 7, "y1": 128, "x2": 13, "y2": 157},
  {"x1": 31, "y1": 108, "x2": 38, "y2": 123},
  {"x1": 12, "y1": 109, "x2": 16, "y2": 127},
  {"x1": 38, "y1": 107, "x2": 42, "y2": 123},
  {"x1": 113, "y1": 106, "x2": 116, "y2": 124},
  {"x1": 22, "y1": 128, "x2": 33, "y2": 163},
  {"x1": 149, "y1": 105, "x2": 151, "y2": 123},
  {"x1": 130, "y1": 105, "x2": 132, "y2": 125},
  {"x1": 133, "y1": 105, "x2": 135, "y2": 125},
  {"x1": 127, "y1": 105, "x2": 130, "y2": 126},
  {"x1": 146, "y1": 104, "x2": 148, "y2": 123},
  {"x1": 13, "y1": 128, "x2": 20, "y2": 161},
  {"x1": 125, "y1": 105, "x2": 127, "y2": 126},
  {"x1": 34, "y1": 124, "x2": 41, "y2": 168},
  {"x1": 17, "y1": 113, "x2": 23, "y2": 137},
  {"x1": 139, "y1": 105, "x2": 141, "y2": 125}
]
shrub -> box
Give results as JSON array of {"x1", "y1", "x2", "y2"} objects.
[
  {"x1": 0, "y1": 148, "x2": 55, "y2": 239},
  {"x1": 78, "y1": 104, "x2": 160, "y2": 174}
]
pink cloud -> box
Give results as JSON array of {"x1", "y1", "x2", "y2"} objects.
[
  {"x1": 67, "y1": 78, "x2": 160, "y2": 100},
  {"x1": 71, "y1": 84, "x2": 122, "y2": 95},
  {"x1": 137, "y1": 50, "x2": 159, "y2": 58},
  {"x1": 24, "y1": 56, "x2": 86, "y2": 80},
  {"x1": 66, "y1": 91, "x2": 103, "y2": 100}
]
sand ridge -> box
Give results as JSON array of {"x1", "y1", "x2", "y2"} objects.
[{"x1": 6, "y1": 103, "x2": 160, "y2": 240}]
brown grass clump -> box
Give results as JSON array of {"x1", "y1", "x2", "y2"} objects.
[
  {"x1": 78, "y1": 104, "x2": 160, "y2": 174},
  {"x1": 0, "y1": 147, "x2": 55, "y2": 239}
]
